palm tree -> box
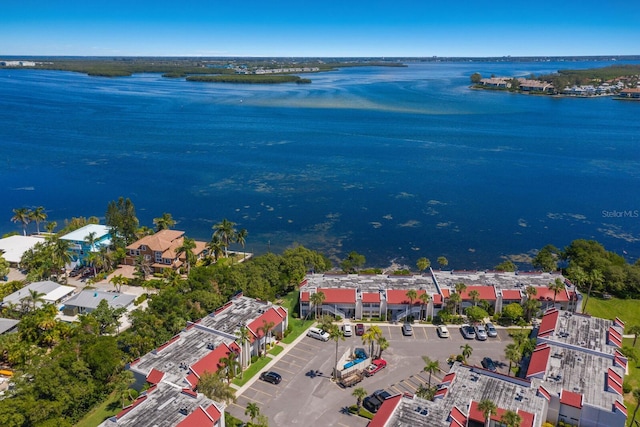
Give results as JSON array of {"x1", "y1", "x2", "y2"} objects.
[
  {"x1": 504, "y1": 343, "x2": 521, "y2": 376},
  {"x1": 84, "y1": 231, "x2": 98, "y2": 252},
  {"x1": 455, "y1": 283, "x2": 467, "y2": 314},
  {"x1": 29, "y1": 206, "x2": 47, "y2": 234},
  {"x1": 236, "y1": 325, "x2": 252, "y2": 372},
  {"x1": 449, "y1": 293, "x2": 461, "y2": 315},
  {"x1": 86, "y1": 251, "x2": 103, "y2": 278},
  {"x1": 50, "y1": 237, "x2": 72, "y2": 283},
  {"x1": 197, "y1": 371, "x2": 236, "y2": 404},
  {"x1": 352, "y1": 387, "x2": 368, "y2": 409},
  {"x1": 218, "y1": 352, "x2": 241, "y2": 384},
  {"x1": 547, "y1": 277, "x2": 565, "y2": 304},
  {"x1": 207, "y1": 235, "x2": 225, "y2": 262},
  {"x1": 153, "y1": 212, "x2": 176, "y2": 231},
  {"x1": 416, "y1": 257, "x2": 430, "y2": 273},
  {"x1": 20, "y1": 289, "x2": 46, "y2": 312},
  {"x1": 460, "y1": 344, "x2": 473, "y2": 363},
  {"x1": 45, "y1": 220, "x2": 57, "y2": 233},
  {"x1": 500, "y1": 410, "x2": 522, "y2": 427},
  {"x1": 328, "y1": 323, "x2": 344, "y2": 381},
  {"x1": 468, "y1": 290, "x2": 480, "y2": 307},
  {"x1": 11, "y1": 207, "x2": 31, "y2": 236},
  {"x1": 405, "y1": 289, "x2": 417, "y2": 321},
  {"x1": 629, "y1": 325, "x2": 640, "y2": 346},
  {"x1": 176, "y1": 237, "x2": 196, "y2": 274},
  {"x1": 631, "y1": 388, "x2": 640, "y2": 425},
  {"x1": 236, "y1": 228, "x2": 248, "y2": 259},
  {"x1": 418, "y1": 292, "x2": 431, "y2": 320},
  {"x1": 133, "y1": 254, "x2": 152, "y2": 282},
  {"x1": 477, "y1": 399, "x2": 497, "y2": 427},
  {"x1": 437, "y1": 256, "x2": 448, "y2": 269},
  {"x1": 422, "y1": 356, "x2": 440, "y2": 386},
  {"x1": 245, "y1": 402, "x2": 261, "y2": 424},
  {"x1": 213, "y1": 218, "x2": 237, "y2": 258},
  {"x1": 309, "y1": 291, "x2": 325, "y2": 319},
  {"x1": 110, "y1": 274, "x2": 127, "y2": 293},
  {"x1": 583, "y1": 269, "x2": 603, "y2": 312},
  {"x1": 377, "y1": 336, "x2": 389, "y2": 359},
  {"x1": 368, "y1": 325, "x2": 383, "y2": 356}
]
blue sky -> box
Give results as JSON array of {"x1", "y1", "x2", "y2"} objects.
[{"x1": 2, "y1": 0, "x2": 639, "y2": 57}]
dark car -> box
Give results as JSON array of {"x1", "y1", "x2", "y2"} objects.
[
  {"x1": 363, "y1": 389, "x2": 392, "y2": 413},
  {"x1": 259, "y1": 371, "x2": 282, "y2": 384},
  {"x1": 481, "y1": 357, "x2": 497, "y2": 372},
  {"x1": 355, "y1": 323, "x2": 365, "y2": 336}
]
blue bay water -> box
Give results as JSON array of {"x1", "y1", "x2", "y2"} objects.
[{"x1": 1, "y1": 61, "x2": 639, "y2": 268}]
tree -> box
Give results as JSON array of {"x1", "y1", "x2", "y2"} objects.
[
  {"x1": 245, "y1": 402, "x2": 261, "y2": 424},
  {"x1": 218, "y1": 352, "x2": 241, "y2": 384},
  {"x1": 20, "y1": 289, "x2": 46, "y2": 312},
  {"x1": 583, "y1": 269, "x2": 603, "y2": 312},
  {"x1": 628, "y1": 325, "x2": 640, "y2": 347},
  {"x1": 405, "y1": 289, "x2": 417, "y2": 320},
  {"x1": 494, "y1": 260, "x2": 516, "y2": 272},
  {"x1": 0, "y1": 254, "x2": 10, "y2": 280},
  {"x1": 532, "y1": 244, "x2": 558, "y2": 272},
  {"x1": 328, "y1": 323, "x2": 344, "y2": 381},
  {"x1": 454, "y1": 283, "x2": 467, "y2": 314},
  {"x1": 422, "y1": 356, "x2": 440, "y2": 386},
  {"x1": 352, "y1": 387, "x2": 367, "y2": 409},
  {"x1": 309, "y1": 291, "x2": 325, "y2": 319},
  {"x1": 631, "y1": 388, "x2": 640, "y2": 425},
  {"x1": 106, "y1": 197, "x2": 139, "y2": 246},
  {"x1": 500, "y1": 410, "x2": 522, "y2": 427},
  {"x1": 547, "y1": 278, "x2": 565, "y2": 304},
  {"x1": 504, "y1": 343, "x2": 521, "y2": 376},
  {"x1": 109, "y1": 274, "x2": 127, "y2": 293},
  {"x1": 236, "y1": 228, "x2": 248, "y2": 259},
  {"x1": 437, "y1": 256, "x2": 448, "y2": 269},
  {"x1": 177, "y1": 237, "x2": 196, "y2": 274},
  {"x1": 470, "y1": 72, "x2": 482, "y2": 84},
  {"x1": 468, "y1": 289, "x2": 480, "y2": 306},
  {"x1": 502, "y1": 303, "x2": 524, "y2": 323},
  {"x1": 213, "y1": 219, "x2": 237, "y2": 258},
  {"x1": 362, "y1": 325, "x2": 382, "y2": 358},
  {"x1": 478, "y1": 399, "x2": 497, "y2": 427},
  {"x1": 460, "y1": 344, "x2": 473, "y2": 363},
  {"x1": 29, "y1": 207, "x2": 47, "y2": 235},
  {"x1": 133, "y1": 254, "x2": 152, "y2": 282},
  {"x1": 418, "y1": 292, "x2": 431, "y2": 320},
  {"x1": 465, "y1": 306, "x2": 489, "y2": 324},
  {"x1": 197, "y1": 371, "x2": 236, "y2": 404},
  {"x1": 236, "y1": 325, "x2": 251, "y2": 372},
  {"x1": 207, "y1": 235, "x2": 225, "y2": 262},
  {"x1": 86, "y1": 299, "x2": 127, "y2": 335},
  {"x1": 153, "y1": 212, "x2": 175, "y2": 231},
  {"x1": 449, "y1": 293, "x2": 461, "y2": 315},
  {"x1": 11, "y1": 207, "x2": 31, "y2": 236},
  {"x1": 416, "y1": 257, "x2": 430, "y2": 273},
  {"x1": 340, "y1": 251, "x2": 366, "y2": 273},
  {"x1": 377, "y1": 336, "x2": 389, "y2": 359}
]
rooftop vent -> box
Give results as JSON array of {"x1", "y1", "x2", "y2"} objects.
[{"x1": 179, "y1": 406, "x2": 188, "y2": 415}]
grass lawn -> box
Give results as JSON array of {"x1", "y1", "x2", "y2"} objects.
[
  {"x1": 75, "y1": 391, "x2": 121, "y2": 427},
  {"x1": 233, "y1": 355, "x2": 272, "y2": 387},
  {"x1": 624, "y1": 337, "x2": 640, "y2": 426},
  {"x1": 279, "y1": 290, "x2": 314, "y2": 344},
  {"x1": 269, "y1": 344, "x2": 284, "y2": 357},
  {"x1": 583, "y1": 297, "x2": 640, "y2": 327}
]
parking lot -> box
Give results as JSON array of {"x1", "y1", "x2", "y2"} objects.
[{"x1": 227, "y1": 323, "x2": 514, "y2": 426}]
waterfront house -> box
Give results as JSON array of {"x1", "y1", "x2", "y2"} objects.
[
  {"x1": 59, "y1": 224, "x2": 111, "y2": 267},
  {"x1": 123, "y1": 229, "x2": 208, "y2": 274}
]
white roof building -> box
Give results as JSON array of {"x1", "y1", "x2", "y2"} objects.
[
  {"x1": 0, "y1": 235, "x2": 46, "y2": 265},
  {"x1": 2, "y1": 280, "x2": 75, "y2": 309}
]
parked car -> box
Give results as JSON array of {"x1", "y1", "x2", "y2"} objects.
[
  {"x1": 460, "y1": 324, "x2": 476, "y2": 339},
  {"x1": 485, "y1": 322, "x2": 498, "y2": 338},
  {"x1": 259, "y1": 371, "x2": 282, "y2": 384},
  {"x1": 481, "y1": 357, "x2": 497, "y2": 371},
  {"x1": 436, "y1": 325, "x2": 450, "y2": 338},
  {"x1": 401, "y1": 323, "x2": 413, "y2": 336},
  {"x1": 475, "y1": 324, "x2": 488, "y2": 341},
  {"x1": 307, "y1": 327, "x2": 330, "y2": 342},
  {"x1": 342, "y1": 324, "x2": 353, "y2": 337},
  {"x1": 355, "y1": 323, "x2": 365, "y2": 336},
  {"x1": 364, "y1": 359, "x2": 387, "y2": 377},
  {"x1": 363, "y1": 389, "x2": 392, "y2": 413}
]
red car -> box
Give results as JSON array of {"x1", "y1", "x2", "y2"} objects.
[
  {"x1": 355, "y1": 323, "x2": 365, "y2": 336},
  {"x1": 364, "y1": 359, "x2": 387, "y2": 377}
]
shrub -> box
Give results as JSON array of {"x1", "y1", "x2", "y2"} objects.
[
  {"x1": 623, "y1": 381, "x2": 632, "y2": 394},
  {"x1": 251, "y1": 355, "x2": 259, "y2": 364},
  {"x1": 358, "y1": 407, "x2": 375, "y2": 420}
]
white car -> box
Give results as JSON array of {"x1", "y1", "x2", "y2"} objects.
[
  {"x1": 436, "y1": 325, "x2": 450, "y2": 338},
  {"x1": 342, "y1": 324, "x2": 353, "y2": 337},
  {"x1": 485, "y1": 322, "x2": 498, "y2": 338}
]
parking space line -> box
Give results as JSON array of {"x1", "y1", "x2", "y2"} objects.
[
  {"x1": 249, "y1": 386, "x2": 276, "y2": 397},
  {"x1": 389, "y1": 384, "x2": 404, "y2": 394},
  {"x1": 236, "y1": 395, "x2": 264, "y2": 405},
  {"x1": 402, "y1": 381, "x2": 418, "y2": 391},
  {"x1": 284, "y1": 352, "x2": 310, "y2": 362},
  {"x1": 272, "y1": 366, "x2": 296, "y2": 375},
  {"x1": 422, "y1": 328, "x2": 429, "y2": 340},
  {"x1": 404, "y1": 377, "x2": 421, "y2": 390}
]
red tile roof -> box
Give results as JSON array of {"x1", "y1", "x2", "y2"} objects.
[
  {"x1": 608, "y1": 326, "x2": 623, "y2": 348},
  {"x1": 247, "y1": 307, "x2": 286, "y2": 340},
  {"x1": 534, "y1": 286, "x2": 570, "y2": 302},
  {"x1": 441, "y1": 289, "x2": 451, "y2": 298},
  {"x1": 117, "y1": 395, "x2": 148, "y2": 419},
  {"x1": 300, "y1": 291, "x2": 310, "y2": 302},
  {"x1": 441, "y1": 372, "x2": 456, "y2": 385},
  {"x1": 526, "y1": 344, "x2": 550, "y2": 378},
  {"x1": 614, "y1": 350, "x2": 628, "y2": 369},
  {"x1": 459, "y1": 286, "x2": 496, "y2": 301},
  {"x1": 189, "y1": 343, "x2": 234, "y2": 385},
  {"x1": 538, "y1": 308, "x2": 559, "y2": 338},
  {"x1": 386, "y1": 289, "x2": 426, "y2": 305},
  {"x1": 367, "y1": 394, "x2": 402, "y2": 427},
  {"x1": 434, "y1": 387, "x2": 449, "y2": 399},
  {"x1": 502, "y1": 289, "x2": 522, "y2": 301},
  {"x1": 560, "y1": 389, "x2": 583, "y2": 408},
  {"x1": 432, "y1": 293, "x2": 443, "y2": 306},
  {"x1": 176, "y1": 405, "x2": 218, "y2": 427},
  {"x1": 537, "y1": 385, "x2": 551, "y2": 402},
  {"x1": 614, "y1": 400, "x2": 628, "y2": 416},
  {"x1": 362, "y1": 292, "x2": 381, "y2": 303},
  {"x1": 318, "y1": 288, "x2": 356, "y2": 304},
  {"x1": 614, "y1": 317, "x2": 625, "y2": 329},
  {"x1": 467, "y1": 401, "x2": 485, "y2": 423},
  {"x1": 517, "y1": 409, "x2": 535, "y2": 427},
  {"x1": 146, "y1": 368, "x2": 165, "y2": 385}
]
